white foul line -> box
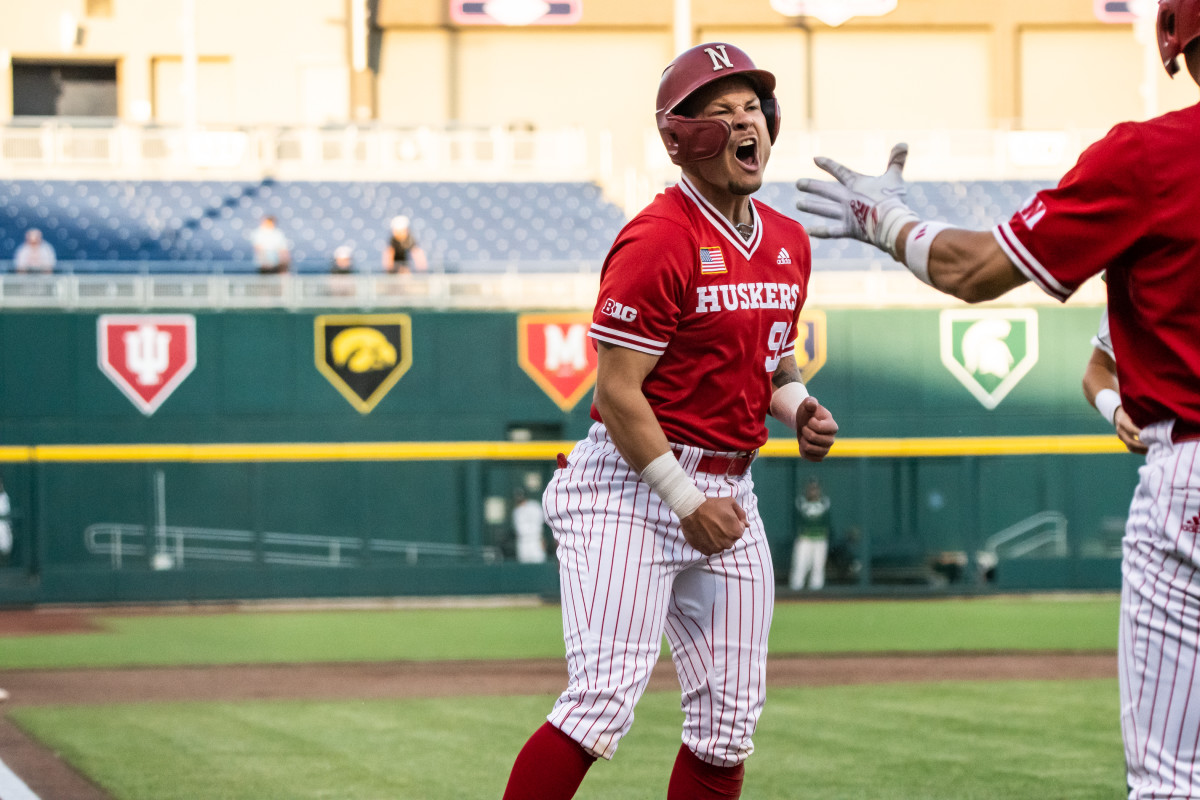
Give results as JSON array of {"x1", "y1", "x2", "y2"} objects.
[{"x1": 0, "y1": 756, "x2": 41, "y2": 800}]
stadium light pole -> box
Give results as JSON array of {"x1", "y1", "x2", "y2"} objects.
[
  {"x1": 180, "y1": 0, "x2": 198, "y2": 133},
  {"x1": 1132, "y1": 0, "x2": 1159, "y2": 120},
  {"x1": 673, "y1": 0, "x2": 691, "y2": 55}
]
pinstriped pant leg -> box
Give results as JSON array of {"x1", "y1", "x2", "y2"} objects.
[
  {"x1": 543, "y1": 427, "x2": 684, "y2": 761},
  {"x1": 664, "y1": 469, "x2": 774, "y2": 767},
  {"x1": 1120, "y1": 424, "x2": 1200, "y2": 799}
]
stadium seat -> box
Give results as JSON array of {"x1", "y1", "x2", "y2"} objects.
[{"x1": 0, "y1": 178, "x2": 1051, "y2": 273}]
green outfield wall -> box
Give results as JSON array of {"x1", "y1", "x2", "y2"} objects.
[{"x1": 0, "y1": 305, "x2": 1136, "y2": 604}]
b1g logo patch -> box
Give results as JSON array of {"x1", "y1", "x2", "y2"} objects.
[
  {"x1": 940, "y1": 308, "x2": 1039, "y2": 410},
  {"x1": 794, "y1": 309, "x2": 827, "y2": 383},
  {"x1": 517, "y1": 313, "x2": 598, "y2": 412},
  {"x1": 315, "y1": 314, "x2": 413, "y2": 414},
  {"x1": 98, "y1": 314, "x2": 197, "y2": 416}
]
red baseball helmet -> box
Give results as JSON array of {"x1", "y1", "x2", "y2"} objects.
[
  {"x1": 1158, "y1": 0, "x2": 1200, "y2": 76},
  {"x1": 656, "y1": 43, "x2": 781, "y2": 165}
]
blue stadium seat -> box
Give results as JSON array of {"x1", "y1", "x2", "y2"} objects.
[{"x1": 8, "y1": 176, "x2": 1060, "y2": 271}]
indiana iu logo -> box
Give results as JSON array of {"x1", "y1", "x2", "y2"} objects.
[
  {"x1": 940, "y1": 308, "x2": 1039, "y2": 410},
  {"x1": 517, "y1": 313, "x2": 598, "y2": 412},
  {"x1": 98, "y1": 315, "x2": 197, "y2": 416},
  {"x1": 315, "y1": 314, "x2": 413, "y2": 414}
]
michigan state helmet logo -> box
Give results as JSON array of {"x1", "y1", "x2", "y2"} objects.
[
  {"x1": 940, "y1": 309, "x2": 1039, "y2": 410},
  {"x1": 315, "y1": 314, "x2": 413, "y2": 413}
]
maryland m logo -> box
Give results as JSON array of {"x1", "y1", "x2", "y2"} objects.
[
  {"x1": 940, "y1": 308, "x2": 1039, "y2": 410},
  {"x1": 98, "y1": 314, "x2": 197, "y2": 416},
  {"x1": 517, "y1": 314, "x2": 598, "y2": 412},
  {"x1": 793, "y1": 309, "x2": 827, "y2": 383},
  {"x1": 315, "y1": 314, "x2": 413, "y2": 414}
]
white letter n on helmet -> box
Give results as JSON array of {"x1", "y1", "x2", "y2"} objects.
[{"x1": 705, "y1": 45, "x2": 732, "y2": 71}]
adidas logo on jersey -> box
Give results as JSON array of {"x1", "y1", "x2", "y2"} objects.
[
  {"x1": 1183, "y1": 513, "x2": 1200, "y2": 534},
  {"x1": 776, "y1": 248, "x2": 792, "y2": 265}
]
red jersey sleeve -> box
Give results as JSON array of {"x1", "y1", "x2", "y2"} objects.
[
  {"x1": 993, "y1": 122, "x2": 1150, "y2": 302},
  {"x1": 589, "y1": 214, "x2": 694, "y2": 356}
]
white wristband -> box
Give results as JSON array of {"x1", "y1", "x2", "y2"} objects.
[
  {"x1": 903, "y1": 221, "x2": 952, "y2": 286},
  {"x1": 876, "y1": 200, "x2": 920, "y2": 257},
  {"x1": 640, "y1": 451, "x2": 706, "y2": 519},
  {"x1": 769, "y1": 382, "x2": 810, "y2": 431},
  {"x1": 1095, "y1": 389, "x2": 1121, "y2": 428}
]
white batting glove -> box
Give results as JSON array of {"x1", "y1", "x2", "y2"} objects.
[{"x1": 795, "y1": 142, "x2": 920, "y2": 257}]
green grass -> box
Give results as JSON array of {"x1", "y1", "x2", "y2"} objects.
[
  {"x1": 10, "y1": 679, "x2": 1125, "y2": 800},
  {"x1": 0, "y1": 594, "x2": 1119, "y2": 669}
]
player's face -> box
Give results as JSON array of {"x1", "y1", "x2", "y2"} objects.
[{"x1": 684, "y1": 77, "x2": 772, "y2": 197}]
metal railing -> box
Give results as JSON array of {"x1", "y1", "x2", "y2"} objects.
[
  {"x1": 84, "y1": 522, "x2": 502, "y2": 570},
  {"x1": 0, "y1": 268, "x2": 1107, "y2": 311},
  {"x1": 983, "y1": 511, "x2": 1069, "y2": 559}
]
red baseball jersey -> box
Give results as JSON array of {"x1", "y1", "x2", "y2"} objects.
[
  {"x1": 588, "y1": 176, "x2": 812, "y2": 452},
  {"x1": 993, "y1": 101, "x2": 1200, "y2": 437}
]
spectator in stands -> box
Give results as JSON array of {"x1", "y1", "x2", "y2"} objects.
[
  {"x1": 251, "y1": 215, "x2": 291, "y2": 274},
  {"x1": 331, "y1": 244, "x2": 355, "y2": 275},
  {"x1": 329, "y1": 244, "x2": 357, "y2": 297},
  {"x1": 382, "y1": 215, "x2": 428, "y2": 274},
  {"x1": 13, "y1": 228, "x2": 56, "y2": 274}
]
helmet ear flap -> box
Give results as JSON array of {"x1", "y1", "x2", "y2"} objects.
[
  {"x1": 1158, "y1": 0, "x2": 1200, "y2": 77},
  {"x1": 762, "y1": 97, "x2": 781, "y2": 144},
  {"x1": 1160, "y1": 3, "x2": 1182, "y2": 75},
  {"x1": 661, "y1": 116, "x2": 732, "y2": 165}
]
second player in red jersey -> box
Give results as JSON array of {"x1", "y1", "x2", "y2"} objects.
[{"x1": 794, "y1": 2, "x2": 1200, "y2": 794}]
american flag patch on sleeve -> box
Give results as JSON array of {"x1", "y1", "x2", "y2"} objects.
[{"x1": 699, "y1": 246, "x2": 727, "y2": 274}]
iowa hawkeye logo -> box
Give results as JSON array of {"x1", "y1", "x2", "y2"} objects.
[
  {"x1": 518, "y1": 314, "x2": 598, "y2": 412},
  {"x1": 315, "y1": 314, "x2": 413, "y2": 414},
  {"x1": 98, "y1": 314, "x2": 197, "y2": 415}
]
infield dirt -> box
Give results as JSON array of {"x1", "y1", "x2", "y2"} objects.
[{"x1": 0, "y1": 607, "x2": 1117, "y2": 800}]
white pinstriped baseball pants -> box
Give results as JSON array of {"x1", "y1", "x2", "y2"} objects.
[
  {"x1": 543, "y1": 423, "x2": 774, "y2": 766},
  {"x1": 1120, "y1": 420, "x2": 1200, "y2": 799}
]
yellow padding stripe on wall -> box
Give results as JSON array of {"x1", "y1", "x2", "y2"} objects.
[{"x1": 0, "y1": 435, "x2": 1127, "y2": 463}]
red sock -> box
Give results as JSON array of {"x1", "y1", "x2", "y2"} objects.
[
  {"x1": 667, "y1": 744, "x2": 745, "y2": 800},
  {"x1": 503, "y1": 722, "x2": 597, "y2": 800}
]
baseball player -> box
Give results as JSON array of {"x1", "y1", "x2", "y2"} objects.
[
  {"x1": 503, "y1": 42, "x2": 838, "y2": 800},
  {"x1": 1083, "y1": 307, "x2": 1147, "y2": 455},
  {"x1": 793, "y1": 2, "x2": 1200, "y2": 795}
]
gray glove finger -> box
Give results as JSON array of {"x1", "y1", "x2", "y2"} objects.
[
  {"x1": 812, "y1": 156, "x2": 862, "y2": 187},
  {"x1": 883, "y1": 143, "x2": 909, "y2": 182},
  {"x1": 805, "y1": 223, "x2": 846, "y2": 239},
  {"x1": 795, "y1": 196, "x2": 846, "y2": 219},
  {"x1": 794, "y1": 178, "x2": 849, "y2": 203}
]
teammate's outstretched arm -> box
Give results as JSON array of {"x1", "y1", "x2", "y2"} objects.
[
  {"x1": 770, "y1": 355, "x2": 838, "y2": 462},
  {"x1": 1082, "y1": 345, "x2": 1148, "y2": 455},
  {"x1": 593, "y1": 343, "x2": 748, "y2": 555},
  {"x1": 795, "y1": 143, "x2": 1028, "y2": 303}
]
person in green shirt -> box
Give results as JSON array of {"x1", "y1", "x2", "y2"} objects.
[{"x1": 789, "y1": 478, "x2": 831, "y2": 591}]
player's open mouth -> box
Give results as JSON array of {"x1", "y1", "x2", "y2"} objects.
[{"x1": 735, "y1": 140, "x2": 758, "y2": 169}]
